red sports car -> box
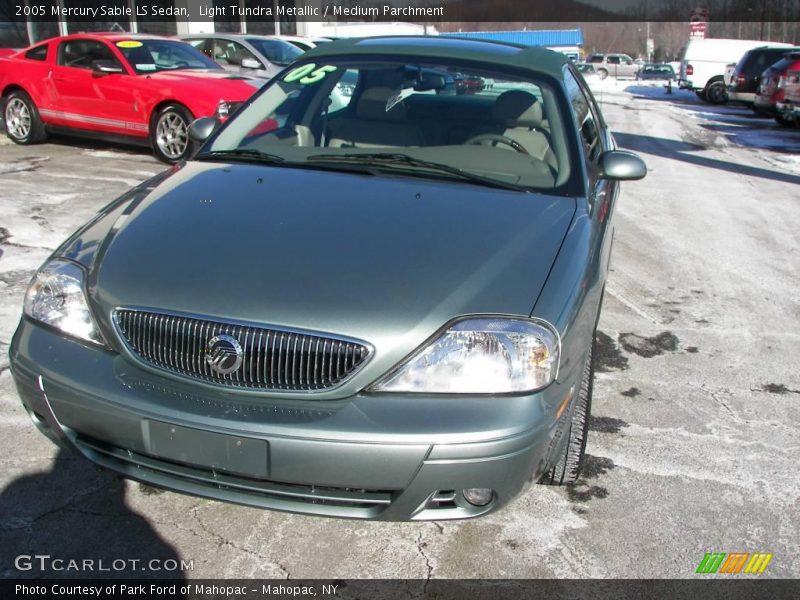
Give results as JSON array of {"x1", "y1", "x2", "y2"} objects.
[{"x1": 0, "y1": 33, "x2": 262, "y2": 162}]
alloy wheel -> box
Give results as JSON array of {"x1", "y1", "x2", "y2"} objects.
[
  {"x1": 155, "y1": 111, "x2": 189, "y2": 160},
  {"x1": 5, "y1": 98, "x2": 31, "y2": 140}
]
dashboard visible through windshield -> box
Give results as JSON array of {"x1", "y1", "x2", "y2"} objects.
[{"x1": 203, "y1": 58, "x2": 579, "y2": 193}]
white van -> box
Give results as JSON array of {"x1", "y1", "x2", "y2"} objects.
[{"x1": 680, "y1": 38, "x2": 792, "y2": 104}]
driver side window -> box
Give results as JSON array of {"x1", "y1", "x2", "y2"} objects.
[
  {"x1": 565, "y1": 69, "x2": 602, "y2": 163},
  {"x1": 58, "y1": 40, "x2": 120, "y2": 70}
]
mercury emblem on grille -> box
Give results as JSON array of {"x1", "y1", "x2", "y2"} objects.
[{"x1": 205, "y1": 334, "x2": 243, "y2": 375}]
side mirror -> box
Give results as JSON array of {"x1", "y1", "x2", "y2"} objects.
[
  {"x1": 599, "y1": 150, "x2": 647, "y2": 181},
  {"x1": 92, "y1": 60, "x2": 124, "y2": 75},
  {"x1": 188, "y1": 117, "x2": 219, "y2": 143},
  {"x1": 241, "y1": 58, "x2": 261, "y2": 70}
]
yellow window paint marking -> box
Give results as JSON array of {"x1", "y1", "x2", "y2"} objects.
[
  {"x1": 116, "y1": 40, "x2": 143, "y2": 48},
  {"x1": 284, "y1": 63, "x2": 337, "y2": 85}
]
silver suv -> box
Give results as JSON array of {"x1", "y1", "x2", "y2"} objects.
[{"x1": 586, "y1": 53, "x2": 639, "y2": 79}]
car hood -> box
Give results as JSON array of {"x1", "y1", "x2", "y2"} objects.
[
  {"x1": 144, "y1": 68, "x2": 264, "y2": 89},
  {"x1": 76, "y1": 162, "x2": 575, "y2": 390}
]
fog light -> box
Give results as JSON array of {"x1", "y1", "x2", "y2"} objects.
[{"x1": 463, "y1": 488, "x2": 494, "y2": 506}]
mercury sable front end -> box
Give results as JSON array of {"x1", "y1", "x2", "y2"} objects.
[{"x1": 9, "y1": 37, "x2": 645, "y2": 520}]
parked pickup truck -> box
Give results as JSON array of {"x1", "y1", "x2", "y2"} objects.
[{"x1": 0, "y1": 32, "x2": 260, "y2": 162}]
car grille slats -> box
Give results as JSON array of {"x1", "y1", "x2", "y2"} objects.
[{"x1": 115, "y1": 309, "x2": 369, "y2": 391}]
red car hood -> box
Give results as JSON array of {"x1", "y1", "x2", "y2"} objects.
[{"x1": 143, "y1": 68, "x2": 264, "y2": 95}]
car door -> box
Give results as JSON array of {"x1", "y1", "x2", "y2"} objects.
[
  {"x1": 49, "y1": 38, "x2": 136, "y2": 135},
  {"x1": 619, "y1": 55, "x2": 638, "y2": 78},
  {"x1": 605, "y1": 55, "x2": 622, "y2": 78},
  {"x1": 212, "y1": 39, "x2": 268, "y2": 77}
]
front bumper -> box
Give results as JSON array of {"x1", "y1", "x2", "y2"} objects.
[
  {"x1": 776, "y1": 101, "x2": 800, "y2": 119},
  {"x1": 10, "y1": 319, "x2": 574, "y2": 521}
]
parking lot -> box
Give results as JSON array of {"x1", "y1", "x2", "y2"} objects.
[{"x1": 1, "y1": 82, "x2": 799, "y2": 578}]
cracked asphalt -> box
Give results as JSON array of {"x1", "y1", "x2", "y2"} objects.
[{"x1": 1, "y1": 84, "x2": 799, "y2": 579}]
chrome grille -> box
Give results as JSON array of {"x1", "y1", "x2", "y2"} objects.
[{"x1": 114, "y1": 309, "x2": 370, "y2": 391}]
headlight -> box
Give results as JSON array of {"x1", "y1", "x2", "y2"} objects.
[
  {"x1": 370, "y1": 317, "x2": 560, "y2": 394},
  {"x1": 24, "y1": 259, "x2": 106, "y2": 347}
]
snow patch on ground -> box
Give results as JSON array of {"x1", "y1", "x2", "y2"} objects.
[
  {"x1": 83, "y1": 149, "x2": 143, "y2": 160},
  {"x1": 614, "y1": 81, "x2": 800, "y2": 176}
]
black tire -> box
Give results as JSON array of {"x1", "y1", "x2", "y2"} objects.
[
  {"x1": 775, "y1": 115, "x2": 794, "y2": 127},
  {"x1": 704, "y1": 79, "x2": 728, "y2": 104},
  {"x1": 597, "y1": 68, "x2": 609, "y2": 80},
  {"x1": 539, "y1": 342, "x2": 594, "y2": 486},
  {"x1": 150, "y1": 103, "x2": 195, "y2": 164},
  {"x1": 3, "y1": 90, "x2": 47, "y2": 144},
  {"x1": 695, "y1": 90, "x2": 707, "y2": 101}
]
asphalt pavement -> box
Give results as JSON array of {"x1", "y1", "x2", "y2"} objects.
[{"x1": 1, "y1": 84, "x2": 798, "y2": 579}]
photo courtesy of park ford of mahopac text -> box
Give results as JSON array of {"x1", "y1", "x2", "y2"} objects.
[{"x1": 1, "y1": 0, "x2": 799, "y2": 598}]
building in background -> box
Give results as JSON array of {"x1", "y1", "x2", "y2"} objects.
[
  {"x1": 0, "y1": 0, "x2": 313, "y2": 47},
  {"x1": 439, "y1": 29, "x2": 584, "y2": 61},
  {"x1": 304, "y1": 21, "x2": 435, "y2": 38},
  {"x1": 0, "y1": 0, "x2": 443, "y2": 48}
]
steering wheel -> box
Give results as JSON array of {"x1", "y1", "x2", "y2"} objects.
[{"x1": 465, "y1": 134, "x2": 529, "y2": 155}]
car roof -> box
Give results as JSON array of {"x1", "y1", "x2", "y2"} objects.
[{"x1": 301, "y1": 36, "x2": 569, "y2": 79}]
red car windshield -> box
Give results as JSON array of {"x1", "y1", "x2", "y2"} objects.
[{"x1": 116, "y1": 39, "x2": 220, "y2": 74}]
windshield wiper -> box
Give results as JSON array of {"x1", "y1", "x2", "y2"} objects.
[
  {"x1": 306, "y1": 152, "x2": 529, "y2": 192},
  {"x1": 194, "y1": 149, "x2": 379, "y2": 176},
  {"x1": 195, "y1": 149, "x2": 286, "y2": 164}
]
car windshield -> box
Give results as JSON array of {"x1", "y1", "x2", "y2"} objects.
[
  {"x1": 117, "y1": 39, "x2": 220, "y2": 74},
  {"x1": 246, "y1": 37, "x2": 303, "y2": 66},
  {"x1": 201, "y1": 58, "x2": 576, "y2": 193}
]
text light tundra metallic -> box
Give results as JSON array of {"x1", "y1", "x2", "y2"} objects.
[{"x1": 9, "y1": 37, "x2": 646, "y2": 520}]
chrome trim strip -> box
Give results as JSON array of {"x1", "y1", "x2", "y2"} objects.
[{"x1": 39, "y1": 108, "x2": 149, "y2": 133}]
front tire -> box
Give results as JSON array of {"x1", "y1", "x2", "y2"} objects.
[
  {"x1": 775, "y1": 115, "x2": 794, "y2": 127},
  {"x1": 539, "y1": 342, "x2": 594, "y2": 486},
  {"x1": 3, "y1": 90, "x2": 47, "y2": 144},
  {"x1": 150, "y1": 103, "x2": 194, "y2": 163}
]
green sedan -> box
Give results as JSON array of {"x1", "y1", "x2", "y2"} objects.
[{"x1": 9, "y1": 37, "x2": 645, "y2": 520}]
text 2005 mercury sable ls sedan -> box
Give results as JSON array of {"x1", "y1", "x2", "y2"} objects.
[{"x1": 9, "y1": 37, "x2": 646, "y2": 520}]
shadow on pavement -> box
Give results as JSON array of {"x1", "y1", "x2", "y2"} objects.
[
  {"x1": 614, "y1": 131, "x2": 800, "y2": 186},
  {"x1": 0, "y1": 448, "x2": 186, "y2": 580}
]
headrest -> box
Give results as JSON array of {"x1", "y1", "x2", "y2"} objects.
[
  {"x1": 492, "y1": 91, "x2": 543, "y2": 128},
  {"x1": 356, "y1": 87, "x2": 407, "y2": 122}
]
